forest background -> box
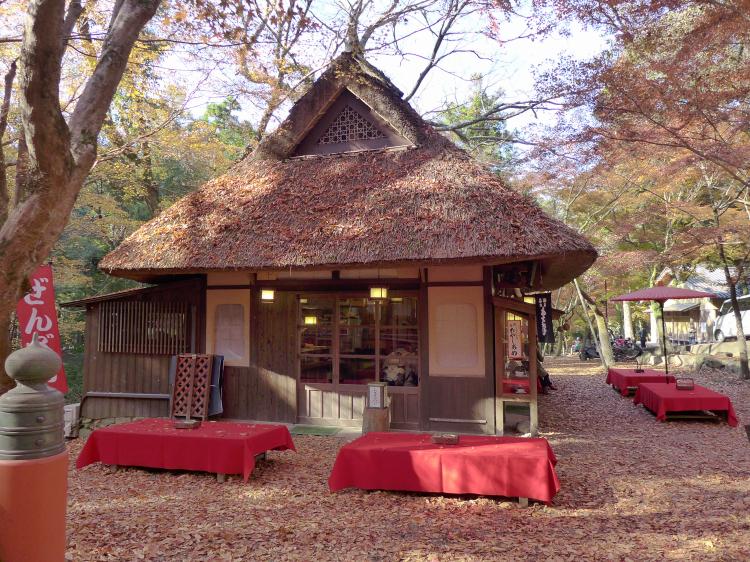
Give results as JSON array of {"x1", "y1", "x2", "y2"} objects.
[{"x1": 1, "y1": 0, "x2": 749, "y2": 401}]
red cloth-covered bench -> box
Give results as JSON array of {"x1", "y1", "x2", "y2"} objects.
[
  {"x1": 328, "y1": 432, "x2": 560, "y2": 503},
  {"x1": 634, "y1": 383, "x2": 738, "y2": 426},
  {"x1": 76, "y1": 418, "x2": 295, "y2": 481},
  {"x1": 606, "y1": 367, "x2": 675, "y2": 396}
]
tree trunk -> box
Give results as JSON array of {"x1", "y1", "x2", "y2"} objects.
[
  {"x1": 553, "y1": 334, "x2": 564, "y2": 356},
  {"x1": 650, "y1": 301, "x2": 662, "y2": 347},
  {"x1": 718, "y1": 246, "x2": 750, "y2": 379},
  {"x1": 574, "y1": 280, "x2": 614, "y2": 367},
  {"x1": 0, "y1": 0, "x2": 161, "y2": 395},
  {"x1": 0, "y1": 313, "x2": 12, "y2": 393},
  {"x1": 622, "y1": 301, "x2": 634, "y2": 339},
  {"x1": 592, "y1": 306, "x2": 615, "y2": 366},
  {"x1": 142, "y1": 140, "x2": 158, "y2": 217}
]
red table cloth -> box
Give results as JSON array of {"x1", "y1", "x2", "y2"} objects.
[
  {"x1": 76, "y1": 418, "x2": 295, "y2": 481},
  {"x1": 634, "y1": 383, "x2": 739, "y2": 426},
  {"x1": 606, "y1": 367, "x2": 676, "y2": 396},
  {"x1": 328, "y1": 432, "x2": 560, "y2": 503}
]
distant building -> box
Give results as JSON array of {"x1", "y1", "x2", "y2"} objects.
[{"x1": 654, "y1": 266, "x2": 748, "y2": 343}]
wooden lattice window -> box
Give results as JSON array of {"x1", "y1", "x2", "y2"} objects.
[
  {"x1": 98, "y1": 300, "x2": 192, "y2": 355},
  {"x1": 318, "y1": 104, "x2": 385, "y2": 145}
]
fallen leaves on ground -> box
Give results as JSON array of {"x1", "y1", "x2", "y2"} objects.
[{"x1": 67, "y1": 358, "x2": 750, "y2": 561}]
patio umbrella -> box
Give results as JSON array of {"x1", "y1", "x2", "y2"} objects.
[{"x1": 611, "y1": 286, "x2": 716, "y2": 375}]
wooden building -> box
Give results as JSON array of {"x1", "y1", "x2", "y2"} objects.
[{"x1": 66, "y1": 52, "x2": 597, "y2": 435}]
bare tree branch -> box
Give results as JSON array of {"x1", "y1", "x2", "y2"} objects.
[{"x1": 68, "y1": 0, "x2": 161, "y2": 173}]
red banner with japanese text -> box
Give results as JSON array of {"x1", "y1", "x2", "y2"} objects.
[{"x1": 16, "y1": 264, "x2": 67, "y2": 393}]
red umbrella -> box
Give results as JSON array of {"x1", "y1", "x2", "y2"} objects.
[{"x1": 611, "y1": 286, "x2": 716, "y2": 374}]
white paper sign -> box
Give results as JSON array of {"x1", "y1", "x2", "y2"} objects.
[
  {"x1": 507, "y1": 320, "x2": 523, "y2": 359},
  {"x1": 368, "y1": 385, "x2": 383, "y2": 408}
]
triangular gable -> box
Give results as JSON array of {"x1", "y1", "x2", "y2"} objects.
[
  {"x1": 293, "y1": 89, "x2": 410, "y2": 156},
  {"x1": 252, "y1": 52, "x2": 427, "y2": 162}
]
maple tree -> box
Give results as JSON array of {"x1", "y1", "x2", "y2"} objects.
[
  {"x1": 522, "y1": 0, "x2": 750, "y2": 378},
  {"x1": 0, "y1": 0, "x2": 162, "y2": 393}
]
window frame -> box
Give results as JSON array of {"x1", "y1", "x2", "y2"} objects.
[{"x1": 297, "y1": 291, "x2": 419, "y2": 388}]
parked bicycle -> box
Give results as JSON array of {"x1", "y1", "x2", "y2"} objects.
[{"x1": 579, "y1": 336, "x2": 642, "y2": 361}]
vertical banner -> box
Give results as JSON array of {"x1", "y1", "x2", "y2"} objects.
[
  {"x1": 16, "y1": 264, "x2": 67, "y2": 393},
  {"x1": 506, "y1": 320, "x2": 523, "y2": 359},
  {"x1": 535, "y1": 292, "x2": 555, "y2": 344}
]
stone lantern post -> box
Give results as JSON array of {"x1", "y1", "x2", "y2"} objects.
[{"x1": 0, "y1": 334, "x2": 68, "y2": 562}]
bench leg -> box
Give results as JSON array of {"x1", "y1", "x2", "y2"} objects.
[
  {"x1": 255, "y1": 452, "x2": 267, "y2": 462},
  {"x1": 518, "y1": 497, "x2": 529, "y2": 508},
  {"x1": 217, "y1": 473, "x2": 226, "y2": 483}
]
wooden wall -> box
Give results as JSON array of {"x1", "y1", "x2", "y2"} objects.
[
  {"x1": 80, "y1": 278, "x2": 205, "y2": 419},
  {"x1": 419, "y1": 267, "x2": 496, "y2": 434},
  {"x1": 221, "y1": 290, "x2": 297, "y2": 422}
]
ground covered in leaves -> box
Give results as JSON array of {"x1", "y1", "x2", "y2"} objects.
[{"x1": 67, "y1": 358, "x2": 750, "y2": 561}]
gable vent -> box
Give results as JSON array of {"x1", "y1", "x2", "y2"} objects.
[{"x1": 318, "y1": 104, "x2": 385, "y2": 145}]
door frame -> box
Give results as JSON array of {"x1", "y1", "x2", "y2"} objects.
[{"x1": 493, "y1": 296, "x2": 539, "y2": 435}]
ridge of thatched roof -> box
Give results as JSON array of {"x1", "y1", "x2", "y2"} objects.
[
  {"x1": 99, "y1": 52, "x2": 597, "y2": 288},
  {"x1": 253, "y1": 51, "x2": 427, "y2": 161}
]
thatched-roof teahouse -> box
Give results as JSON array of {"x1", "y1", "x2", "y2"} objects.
[{"x1": 68, "y1": 52, "x2": 596, "y2": 434}]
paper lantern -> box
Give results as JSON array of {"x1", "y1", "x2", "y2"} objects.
[
  {"x1": 303, "y1": 315, "x2": 317, "y2": 326},
  {"x1": 261, "y1": 289, "x2": 275, "y2": 302},
  {"x1": 369, "y1": 287, "x2": 388, "y2": 301}
]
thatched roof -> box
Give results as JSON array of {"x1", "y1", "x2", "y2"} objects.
[{"x1": 100, "y1": 52, "x2": 597, "y2": 288}]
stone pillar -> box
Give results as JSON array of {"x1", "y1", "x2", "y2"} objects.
[
  {"x1": 0, "y1": 334, "x2": 68, "y2": 562},
  {"x1": 622, "y1": 301, "x2": 634, "y2": 339}
]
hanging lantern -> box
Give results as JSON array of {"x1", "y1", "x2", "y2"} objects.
[
  {"x1": 300, "y1": 298, "x2": 308, "y2": 304},
  {"x1": 261, "y1": 289, "x2": 275, "y2": 302},
  {"x1": 369, "y1": 287, "x2": 388, "y2": 301},
  {"x1": 303, "y1": 315, "x2": 317, "y2": 326}
]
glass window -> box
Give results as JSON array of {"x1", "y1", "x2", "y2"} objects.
[
  {"x1": 339, "y1": 298, "x2": 376, "y2": 325},
  {"x1": 380, "y1": 327, "x2": 418, "y2": 356},
  {"x1": 382, "y1": 297, "x2": 418, "y2": 326},
  {"x1": 298, "y1": 294, "x2": 419, "y2": 387},
  {"x1": 501, "y1": 312, "x2": 531, "y2": 397},
  {"x1": 300, "y1": 326, "x2": 333, "y2": 355},
  {"x1": 339, "y1": 357, "x2": 375, "y2": 385},
  {"x1": 214, "y1": 303, "x2": 245, "y2": 362},
  {"x1": 301, "y1": 296, "x2": 334, "y2": 325},
  {"x1": 340, "y1": 326, "x2": 376, "y2": 355},
  {"x1": 301, "y1": 356, "x2": 333, "y2": 383}
]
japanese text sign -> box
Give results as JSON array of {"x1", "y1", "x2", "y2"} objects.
[
  {"x1": 535, "y1": 292, "x2": 555, "y2": 344},
  {"x1": 507, "y1": 320, "x2": 523, "y2": 359},
  {"x1": 16, "y1": 264, "x2": 67, "y2": 392}
]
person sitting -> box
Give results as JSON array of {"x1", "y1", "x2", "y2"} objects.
[{"x1": 537, "y1": 347, "x2": 557, "y2": 393}]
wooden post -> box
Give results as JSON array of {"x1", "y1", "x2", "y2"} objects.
[{"x1": 362, "y1": 407, "x2": 389, "y2": 433}]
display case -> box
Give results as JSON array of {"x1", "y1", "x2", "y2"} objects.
[{"x1": 493, "y1": 296, "x2": 538, "y2": 435}]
